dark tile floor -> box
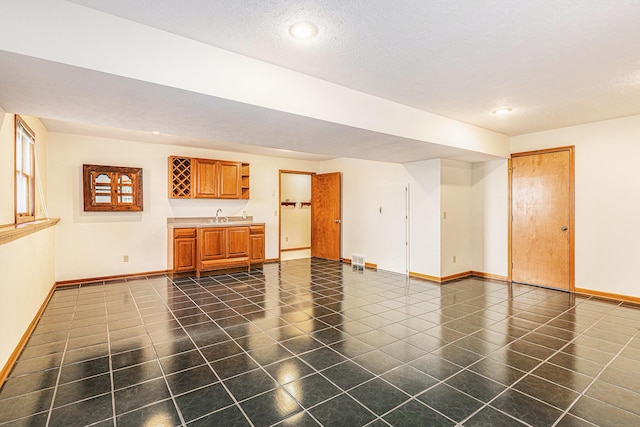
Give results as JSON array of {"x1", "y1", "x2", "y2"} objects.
[{"x1": 1, "y1": 258, "x2": 640, "y2": 426}]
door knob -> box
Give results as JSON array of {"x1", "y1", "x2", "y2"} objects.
[
  {"x1": 561, "y1": 226, "x2": 568, "y2": 231},
  {"x1": 334, "y1": 219, "x2": 341, "y2": 223}
]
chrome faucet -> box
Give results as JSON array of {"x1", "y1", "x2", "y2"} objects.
[{"x1": 215, "y1": 208, "x2": 222, "y2": 222}]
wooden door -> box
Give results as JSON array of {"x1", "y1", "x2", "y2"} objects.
[
  {"x1": 227, "y1": 227, "x2": 250, "y2": 258},
  {"x1": 219, "y1": 161, "x2": 242, "y2": 199},
  {"x1": 511, "y1": 147, "x2": 574, "y2": 290},
  {"x1": 199, "y1": 228, "x2": 226, "y2": 260},
  {"x1": 194, "y1": 159, "x2": 219, "y2": 198},
  {"x1": 311, "y1": 172, "x2": 341, "y2": 260}
]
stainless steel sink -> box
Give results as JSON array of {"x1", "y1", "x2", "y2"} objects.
[
  {"x1": 226, "y1": 220, "x2": 253, "y2": 225},
  {"x1": 198, "y1": 218, "x2": 253, "y2": 227},
  {"x1": 167, "y1": 216, "x2": 257, "y2": 229}
]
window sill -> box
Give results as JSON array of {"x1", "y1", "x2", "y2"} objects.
[{"x1": 0, "y1": 218, "x2": 60, "y2": 246}]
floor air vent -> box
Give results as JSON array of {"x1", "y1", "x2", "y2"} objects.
[{"x1": 352, "y1": 254, "x2": 365, "y2": 270}]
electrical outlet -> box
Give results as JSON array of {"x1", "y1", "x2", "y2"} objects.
[
  {"x1": 285, "y1": 237, "x2": 289, "y2": 242},
  {"x1": 453, "y1": 255, "x2": 456, "y2": 263},
  {"x1": 123, "y1": 255, "x2": 129, "y2": 262},
  {"x1": 443, "y1": 211, "x2": 447, "y2": 220}
]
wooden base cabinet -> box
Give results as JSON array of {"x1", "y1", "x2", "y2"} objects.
[
  {"x1": 172, "y1": 228, "x2": 197, "y2": 272},
  {"x1": 198, "y1": 226, "x2": 250, "y2": 275},
  {"x1": 199, "y1": 227, "x2": 227, "y2": 261},
  {"x1": 170, "y1": 224, "x2": 265, "y2": 276},
  {"x1": 250, "y1": 225, "x2": 265, "y2": 263}
]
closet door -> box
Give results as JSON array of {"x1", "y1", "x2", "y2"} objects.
[
  {"x1": 311, "y1": 172, "x2": 341, "y2": 260},
  {"x1": 511, "y1": 147, "x2": 574, "y2": 290}
]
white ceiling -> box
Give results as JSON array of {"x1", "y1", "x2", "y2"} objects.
[{"x1": 2, "y1": 0, "x2": 640, "y2": 162}]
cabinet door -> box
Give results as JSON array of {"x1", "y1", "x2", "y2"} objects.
[
  {"x1": 199, "y1": 228, "x2": 226, "y2": 260},
  {"x1": 194, "y1": 159, "x2": 219, "y2": 198},
  {"x1": 218, "y1": 161, "x2": 241, "y2": 199},
  {"x1": 250, "y1": 234, "x2": 265, "y2": 263},
  {"x1": 174, "y1": 238, "x2": 196, "y2": 271},
  {"x1": 227, "y1": 227, "x2": 249, "y2": 258}
]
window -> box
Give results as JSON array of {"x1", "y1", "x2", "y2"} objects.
[
  {"x1": 15, "y1": 115, "x2": 36, "y2": 224},
  {"x1": 83, "y1": 164, "x2": 143, "y2": 211}
]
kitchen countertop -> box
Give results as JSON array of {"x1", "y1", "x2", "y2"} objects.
[{"x1": 167, "y1": 216, "x2": 264, "y2": 228}]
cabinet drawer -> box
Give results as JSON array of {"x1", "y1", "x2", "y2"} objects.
[
  {"x1": 174, "y1": 227, "x2": 196, "y2": 238},
  {"x1": 250, "y1": 225, "x2": 265, "y2": 235}
]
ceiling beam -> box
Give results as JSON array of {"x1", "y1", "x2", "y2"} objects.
[{"x1": 0, "y1": 0, "x2": 509, "y2": 159}]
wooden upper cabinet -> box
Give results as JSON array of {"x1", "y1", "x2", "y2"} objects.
[
  {"x1": 218, "y1": 161, "x2": 242, "y2": 199},
  {"x1": 169, "y1": 156, "x2": 247, "y2": 199},
  {"x1": 194, "y1": 158, "x2": 219, "y2": 198}
]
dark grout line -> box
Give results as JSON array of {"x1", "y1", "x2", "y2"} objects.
[{"x1": 2, "y1": 260, "x2": 640, "y2": 426}]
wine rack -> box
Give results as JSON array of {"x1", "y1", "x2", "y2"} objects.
[{"x1": 169, "y1": 156, "x2": 192, "y2": 198}]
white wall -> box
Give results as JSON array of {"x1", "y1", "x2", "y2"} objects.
[
  {"x1": 320, "y1": 158, "x2": 387, "y2": 266},
  {"x1": 0, "y1": 114, "x2": 55, "y2": 372},
  {"x1": 47, "y1": 133, "x2": 319, "y2": 281},
  {"x1": 511, "y1": 114, "x2": 640, "y2": 297},
  {"x1": 441, "y1": 160, "x2": 472, "y2": 277},
  {"x1": 471, "y1": 160, "x2": 509, "y2": 277},
  {"x1": 280, "y1": 173, "x2": 311, "y2": 250},
  {"x1": 321, "y1": 157, "x2": 445, "y2": 277},
  {"x1": 404, "y1": 160, "x2": 442, "y2": 277},
  {"x1": 47, "y1": 132, "x2": 470, "y2": 282},
  {"x1": 0, "y1": 228, "x2": 56, "y2": 371}
]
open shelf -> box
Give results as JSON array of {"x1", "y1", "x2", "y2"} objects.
[{"x1": 241, "y1": 163, "x2": 250, "y2": 199}]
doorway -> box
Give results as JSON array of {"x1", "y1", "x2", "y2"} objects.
[
  {"x1": 374, "y1": 183, "x2": 410, "y2": 274},
  {"x1": 510, "y1": 146, "x2": 574, "y2": 291},
  {"x1": 280, "y1": 171, "x2": 313, "y2": 260},
  {"x1": 279, "y1": 170, "x2": 342, "y2": 261}
]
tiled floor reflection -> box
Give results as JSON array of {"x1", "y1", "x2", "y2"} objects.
[{"x1": 2, "y1": 258, "x2": 640, "y2": 426}]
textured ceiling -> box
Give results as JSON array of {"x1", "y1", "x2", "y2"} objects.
[
  {"x1": 0, "y1": 50, "x2": 492, "y2": 163},
  {"x1": 1, "y1": 1, "x2": 639, "y2": 163},
  {"x1": 68, "y1": 0, "x2": 640, "y2": 136}
]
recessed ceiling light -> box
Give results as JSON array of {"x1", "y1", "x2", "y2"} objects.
[
  {"x1": 152, "y1": 131, "x2": 160, "y2": 135},
  {"x1": 492, "y1": 108, "x2": 512, "y2": 115},
  {"x1": 288, "y1": 21, "x2": 318, "y2": 40}
]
